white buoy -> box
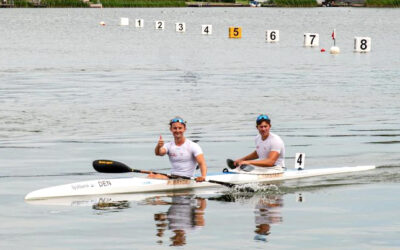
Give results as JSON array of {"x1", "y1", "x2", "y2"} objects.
[
  {"x1": 120, "y1": 18, "x2": 129, "y2": 26},
  {"x1": 100, "y1": 21, "x2": 106, "y2": 26},
  {"x1": 330, "y1": 46, "x2": 340, "y2": 54},
  {"x1": 330, "y1": 29, "x2": 339, "y2": 54},
  {"x1": 354, "y1": 37, "x2": 371, "y2": 53},
  {"x1": 201, "y1": 25, "x2": 212, "y2": 35},
  {"x1": 266, "y1": 30, "x2": 279, "y2": 43}
]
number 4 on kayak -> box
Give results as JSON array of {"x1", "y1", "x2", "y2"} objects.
[{"x1": 295, "y1": 153, "x2": 305, "y2": 170}]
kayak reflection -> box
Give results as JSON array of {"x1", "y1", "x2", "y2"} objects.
[
  {"x1": 26, "y1": 189, "x2": 283, "y2": 243},
  {"x1": 92, "y1": 199, "x2": 130, "y2": 211},
  {"x1": 143, "y1": 195, "x2": 206, "y2": 246}
]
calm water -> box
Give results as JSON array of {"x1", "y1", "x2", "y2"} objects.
[{"x1": 1, "y1": 7, "x2": 400, "y2": 249}]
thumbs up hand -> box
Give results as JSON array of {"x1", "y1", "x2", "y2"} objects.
[
  {"x1": 155, "y1": 135, "x2": 167, "y2": 156},
  {"x1": 157, "y1": 135, "x2": 164, "y2": 148}
]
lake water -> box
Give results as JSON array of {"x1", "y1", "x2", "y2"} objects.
[{"x1": 0, "y1": 7, "x2": 399, "y2": 249}]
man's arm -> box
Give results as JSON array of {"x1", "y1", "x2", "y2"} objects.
[
  {"x1": 234, "y1": 150, "x2": 259, "y2": 166},
  {"x1": 242, "y1": 151, "x2": 280, "y2": 167},
  {"x1": 195, "y1": 154, "x2": 207, "y2": 182}
]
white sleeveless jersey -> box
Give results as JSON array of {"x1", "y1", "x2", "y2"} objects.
[
  {"x1": 255, "y1": 132, "x2": 285, "y2": 167},
  {"x1": 162, "y1": 139, "x2": 203, "y2": 177}
]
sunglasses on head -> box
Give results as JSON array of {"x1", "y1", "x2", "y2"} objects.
[
  {"x1": 170, "y1": 118, "x2": 186, "y2": 125},
  {"x1": 256, "y1": 114, "x2": 270, "y2": 122}
]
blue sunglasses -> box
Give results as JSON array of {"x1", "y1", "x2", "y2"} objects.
[
  {"x1": 170, "y1": 118, "x2": 186, "y2": 125},
  {"x1": 256, "y1": 114, "x2": 270, "y2": 122}
]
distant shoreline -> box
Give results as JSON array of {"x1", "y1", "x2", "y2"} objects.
[
  {"x1": 2, "y1": 0, "x2": 399, "y2": 8},
  {"x1": 185, "y1": 2, "x2": 367, "y2": 7}
]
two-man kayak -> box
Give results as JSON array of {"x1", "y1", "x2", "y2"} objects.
[{"x1": 25, "y1": 165, "x2": 375, "y2": 200}]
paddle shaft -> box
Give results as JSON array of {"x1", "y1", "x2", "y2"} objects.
[
  {"x1": 93, "y1": 160, "x2": 237, "y2": 188},
  {"x1": 144, "y1": 169, "x2": 236, "y2": 188}
]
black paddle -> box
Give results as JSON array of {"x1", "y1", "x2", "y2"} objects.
[
  {"x1": 226, "y1": 159, "x2": 254, "y2": 172},
  {"x1": 93, "y1": 159, "x2": 237, "y2": 188},
  {"x1": 226, "y1": 159, "x2": 236, "y2": 169}
]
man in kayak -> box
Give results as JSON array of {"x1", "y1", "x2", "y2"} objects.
[
  {"x1": 154, "y1": 117, "x2": 207, "y2": 182},
  {"x1": 233, "y1": 114, "x2": 285, "y2": 173}
]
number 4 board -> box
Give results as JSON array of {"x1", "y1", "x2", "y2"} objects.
[{"x1": 295, "y1": 153, "x2": 305, "y2": 170}]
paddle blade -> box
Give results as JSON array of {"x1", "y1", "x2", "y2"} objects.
[
  {"x1": 226, "y1": 159, "x2": 252, "y2": 171},
  {"x1": 226, "y1": 159, "x2": 236, "y2": 169},
  {"x1": 93, "y1": 160, "x2": 133, "y2": 173}
]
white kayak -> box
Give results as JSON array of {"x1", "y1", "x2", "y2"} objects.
[{"x1": 25, "y1": 165, "x2": 375, "y2": 200}]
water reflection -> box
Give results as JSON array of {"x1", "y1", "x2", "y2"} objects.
[
  {"x1": 92, "y1": 199, "x2": 130, "y2": 211},
  {"x1": 143, "y1": 195, "x2": 206, "y2": 246},
  {"x1": 210, "y1": 192, "x2": 283, "y2": 242},
  {"x1": 253, "y1": 195, "x2": 283, "y2": 241},
  {"x1": 28, "y1": 190, "x2": 284, "y2": 244}
]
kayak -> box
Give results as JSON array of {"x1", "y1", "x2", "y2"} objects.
[{"x1": 25, "y1": 165, "x2": 375, "y2": 200}]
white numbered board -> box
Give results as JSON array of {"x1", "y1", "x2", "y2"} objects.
[
  {"x1": 175, "y1": 22, "x2": 186, "y2": 33},
  {"x1": 266, "y1": 30, "x2": 279, "y2": 42},
  {"x1": 354, "y1": 37, "x2": 371, "y2": 52},
  {"x1": 135, "y1": 19, "x2": 144, "y2": 28},
  {"x1": 295, "y1": 153, "x2": 305, "y2": 170},
  {"x1": 155, "y1": 20, "x2": 165, "y2": 30},
  {"x1": 120, "y1": 18, "x2": 129, "y2": 26},
  {"x1": 303, "y1": 33, "x2": 319, "y2": 47},
  {"x1": 201, "y1": 25, "x2": 212, "y2": 35}
]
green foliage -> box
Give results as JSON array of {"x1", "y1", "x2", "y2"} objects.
[
  {"x1": 42, "y1": 0, "x2": 89, "y2": 7},
  {"x1": 193, "y1": 0, "x2": 235, "y2": 2},
  {"x1": 273, "y1": 0, "x2": 317, "y2": 7},
  {"x1": 13, "y1": 0, "x2": 33, "y2": 7},
  {"x1": 14, "y1": 0, "x2": 89, "y2": 7},
  {"x1": 12, "y1": 0, "x2": 186, "y2": 7},
  {"x1": 366, "y1": 0, "x2": 400, "y2": 7},
  {"x1": 101, "y1": 0, "x2": 186, "y2": 7}
]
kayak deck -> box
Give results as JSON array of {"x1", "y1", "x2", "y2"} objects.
[{"x1": 25, "y1": 165, "x2": 375, "y2": 200}]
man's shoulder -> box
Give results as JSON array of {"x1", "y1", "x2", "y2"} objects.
[
  {"x1": 185, "y1": 139, "x2": 194, "y2": 144},
  {"x1": 270, "y1": 132, "x2": 280, "y2": 138},
  {"x1": 270, "y1": 132, "x2": 284, "y2": 143},
  {"x1": 186, "y1": 139, "x2": 203, "y2": 151},
  {"x1": 185, "y1": 139, "x2": 197, "y2": 147}
]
